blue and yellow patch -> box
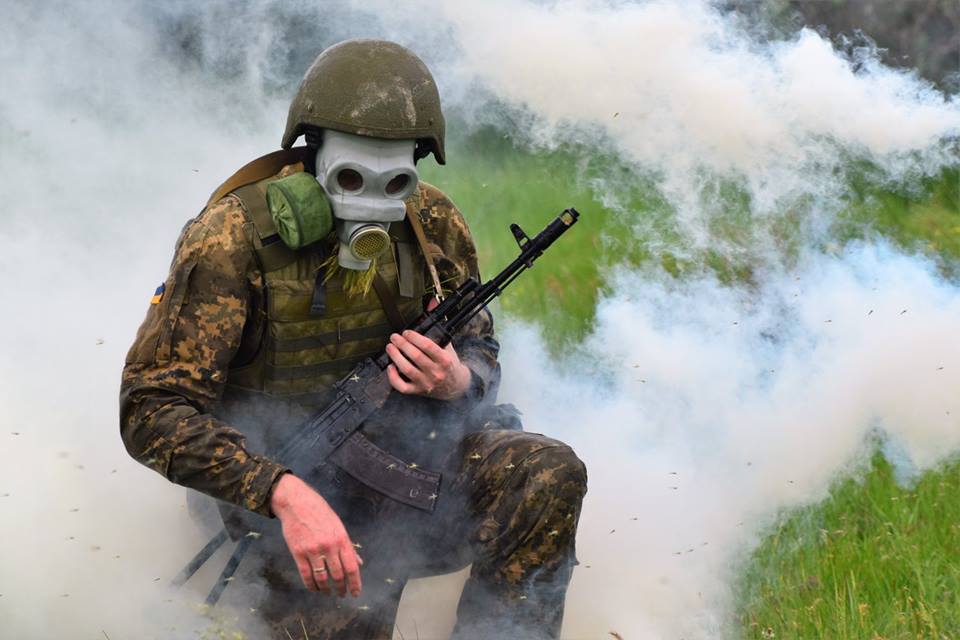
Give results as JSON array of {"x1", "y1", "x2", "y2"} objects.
[{"x1": 150, "y1": 282, "x2": 165, "y2": 305}]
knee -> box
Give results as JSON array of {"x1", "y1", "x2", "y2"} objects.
[
  {"x1": 522, "y1": 440, "x2": 588, "y2": 500},
  {"x1": 461, "y1": 430, "x2": 588, "y2": 501}
]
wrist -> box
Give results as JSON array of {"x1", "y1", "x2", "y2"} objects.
[
  {"x1": 454, "y1": 362, "x2": 473, "y2": 398},
  {"x1": 269, "y1": 472, "x2": 296, "y2": 517}
]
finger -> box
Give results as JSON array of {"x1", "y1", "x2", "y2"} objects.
[
  {"x1": 312, "y1": 555, "x2": 332, "y2": 595},
  {"x1": 340, "y1": 547, "x2": 363, "y2": 597},
  {"x1": 402, "y1": 330, "x2": 449, "y2": 363},
  {"x1": 325, "y1": 550, "x2": 347, "y2": 597},
  {"x1": 296, "y1": 555, "x2": 319, "y2": 592},
  {"x1": 385, "y1": 343, "x2": 428, "y2": 388},
  {"x1": 426, "y1": 297, "x2": 439, "y2": 312},
  {"x1": 391, "y1": 333, "x2": 436, "y2": 371},
  {"x1": 443, "y1": 343, "x2": 462, "y2": 368},
  {"x1": 387, "y1": 364, "x2": 417, "y2": 394}
]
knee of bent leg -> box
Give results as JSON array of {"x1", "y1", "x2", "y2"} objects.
[{"x1": 526, "y1": 443, "x2": 588, "y2": 500}]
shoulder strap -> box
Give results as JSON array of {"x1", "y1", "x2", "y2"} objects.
[
  {"x1": 233, "y1": 183, "x2": 299, "y2": 273},
  {"x1": 207, "y1": 148, "x2": 311, "y2": 273},
  {"x1": 207, "y1": 147, "x2": 311, "y2": 207},
  {"x1": 406, "y1": 184, "x2": 445, "y2": 300}
]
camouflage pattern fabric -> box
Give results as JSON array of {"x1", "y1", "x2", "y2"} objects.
[
  {"x1": 120, "y1": 195, "x2": 286, "y2": 514},
  {"x1": 255, "y1": 429, "x2": 587, "y2": 640},
  {"x1": 120, "y1": 177, "x2": 497, "y2": 515},
  {"x1": 414, "y1": 184, "x2": 499, "y2": 395}
]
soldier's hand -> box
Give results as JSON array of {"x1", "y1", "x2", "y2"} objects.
[
  {"x1": 270, "y1": 474, "x2": 363, "y2": 597},
  {"x1": 385, "y1": 329, "x2": 472, "y2": 400}
]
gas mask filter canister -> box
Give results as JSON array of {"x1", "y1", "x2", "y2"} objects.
[
  {"x1": 265, "y1": 172, "x2": 334, "y2": 250},
  {"x1": 314, "y1": 130, "x2": 419, "y2": 270}
]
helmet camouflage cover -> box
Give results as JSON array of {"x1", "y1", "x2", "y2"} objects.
[{"x1": 282, "y1": 39, "x2": 446, "y2": 164}]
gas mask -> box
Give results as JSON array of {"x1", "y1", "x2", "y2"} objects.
[{"x1": 314, "y1": 130, "x2": 419, "y2": 270}]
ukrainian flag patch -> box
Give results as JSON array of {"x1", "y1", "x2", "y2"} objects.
[{"x1": 150, "y1": 282, "x2": 165, "y2": 305}]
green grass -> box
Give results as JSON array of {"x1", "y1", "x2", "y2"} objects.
[
  {"x1": 423, "y1": 127, "x2": 960, "y2": 638},
  {"x1": 838, "y1": 167, "x2": 960, "y2": 271},
  {"x1": 736, "y1": 167, "x2": 960, "y2": 639},
  {"x1": 738, "y1": 451, "x2": 960, "y2": 640}
]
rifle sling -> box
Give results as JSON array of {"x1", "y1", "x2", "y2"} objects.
[
  {"x1": 207, "y1": 147, "x2": 310, "y2": 207},
  {"x1": 328, "y1": 431, "x2": 440, "y2": 512},
  {"x1": 408, "y1": 205, "x2": 445, "y2": 300}
]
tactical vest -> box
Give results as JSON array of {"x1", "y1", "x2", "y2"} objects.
[{"x1": 208, "y1": 149, "x2": 437, "y2": 413}]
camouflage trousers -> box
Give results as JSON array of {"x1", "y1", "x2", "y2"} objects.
[{"x1": 253, "y1": 429, "x2": 587, "y2": 640}]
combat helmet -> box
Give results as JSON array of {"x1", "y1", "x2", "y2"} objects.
[{"x1": 282, "y1": 39, "x2": 446, "y2": 164}]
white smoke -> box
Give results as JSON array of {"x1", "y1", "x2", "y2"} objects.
[
  {"x1": 499, "y1": 243, "x2": 960, "y2": 637},
  {"x1": 395, "y1": 0, "x2": 959, "y2": 241},
  {"x1": 0, "y1": 1, "x2": 958, "y2": 639}
]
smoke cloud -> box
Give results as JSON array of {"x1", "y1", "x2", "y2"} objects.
[
  {"x1": 398, "y1": 0, "x2": 958, "y2": 249},
  {"x1": 0, "y1": 1, "x2": 957, "y2": 639},
  {"x1": 500, "y1": 243, "x2": 960, "y2": 637}
]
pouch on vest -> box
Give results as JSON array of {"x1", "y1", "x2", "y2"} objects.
[{"x1": 266, "y1": 172, "x2": 333, "y2": 250}]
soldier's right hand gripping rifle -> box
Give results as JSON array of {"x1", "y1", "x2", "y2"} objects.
[{"x1": 172, "y1": 208, "x2": 581, "y2": 605}]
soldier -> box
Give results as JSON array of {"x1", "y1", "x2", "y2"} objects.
[{"x1": 120, "y1": 39, "x2": 586, "y2": 640}]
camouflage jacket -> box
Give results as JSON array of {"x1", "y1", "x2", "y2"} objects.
[{"x1": 120, "y1": 177, "x2": 499, "y2": 517}]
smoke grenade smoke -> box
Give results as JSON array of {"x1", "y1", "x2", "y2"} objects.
[
  {"x1": 1, "y1": 1, "x2": 957, "y2": 639},
  {"x1": 500, "y1": 243, "x2": 960, "y2": 637}
]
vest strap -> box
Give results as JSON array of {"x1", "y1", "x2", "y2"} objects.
[
  {"x1": 395, "y1": 242, "x2": 417, "y2": 298},
  {"x1": 257, "y1": 238, "x2": 300, "y2": 273},
  {"x1": 372, "y1": 272, "x2": 408, "y2": 332},
  {"x1": 265, "y1": 353, "x2": 381, "y2": 381},
  {"x1": 309, "y1": 266, "x2": 327, "y2": 317},
  {"x1": 273, "y1": 323, "x2": 393, "y2": 352},
  {"x1": 234, "y1": 183, "x2": 299, "y2": 273}
]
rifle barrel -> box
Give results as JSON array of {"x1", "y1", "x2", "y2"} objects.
[{"x1": 443, "y1": 208, "x2": 579, "y2": 335}]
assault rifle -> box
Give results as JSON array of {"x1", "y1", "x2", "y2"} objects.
[{"x1": 173, "y1": 208, "x2": 580, "y2": 605}]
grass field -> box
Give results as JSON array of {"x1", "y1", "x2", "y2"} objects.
[
  {"x1": 739, "y1": 451, "x2": 960, "y2": 639},
  {"x1": 423, "y1": 128, "x2": 960, "y2": 638}
]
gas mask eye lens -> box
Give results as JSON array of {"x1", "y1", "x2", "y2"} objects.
[
  {"x1": 337, "y1": 168, "x2": 364, "y2": 192},
  {"x1": 385, "y1": 173, "x2": 410, "y2": 196}
]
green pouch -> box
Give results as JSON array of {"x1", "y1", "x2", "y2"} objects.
[{"x1": 266, "y1": 172, "x2": 333, "y2": 250}]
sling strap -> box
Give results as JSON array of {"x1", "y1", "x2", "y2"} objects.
[
  {"x1": 407, "y1": 194, "x2": 445, "y2": 300},
  {"x1": 207, "y1": 147, "x2": 311, "y2": 207}
]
